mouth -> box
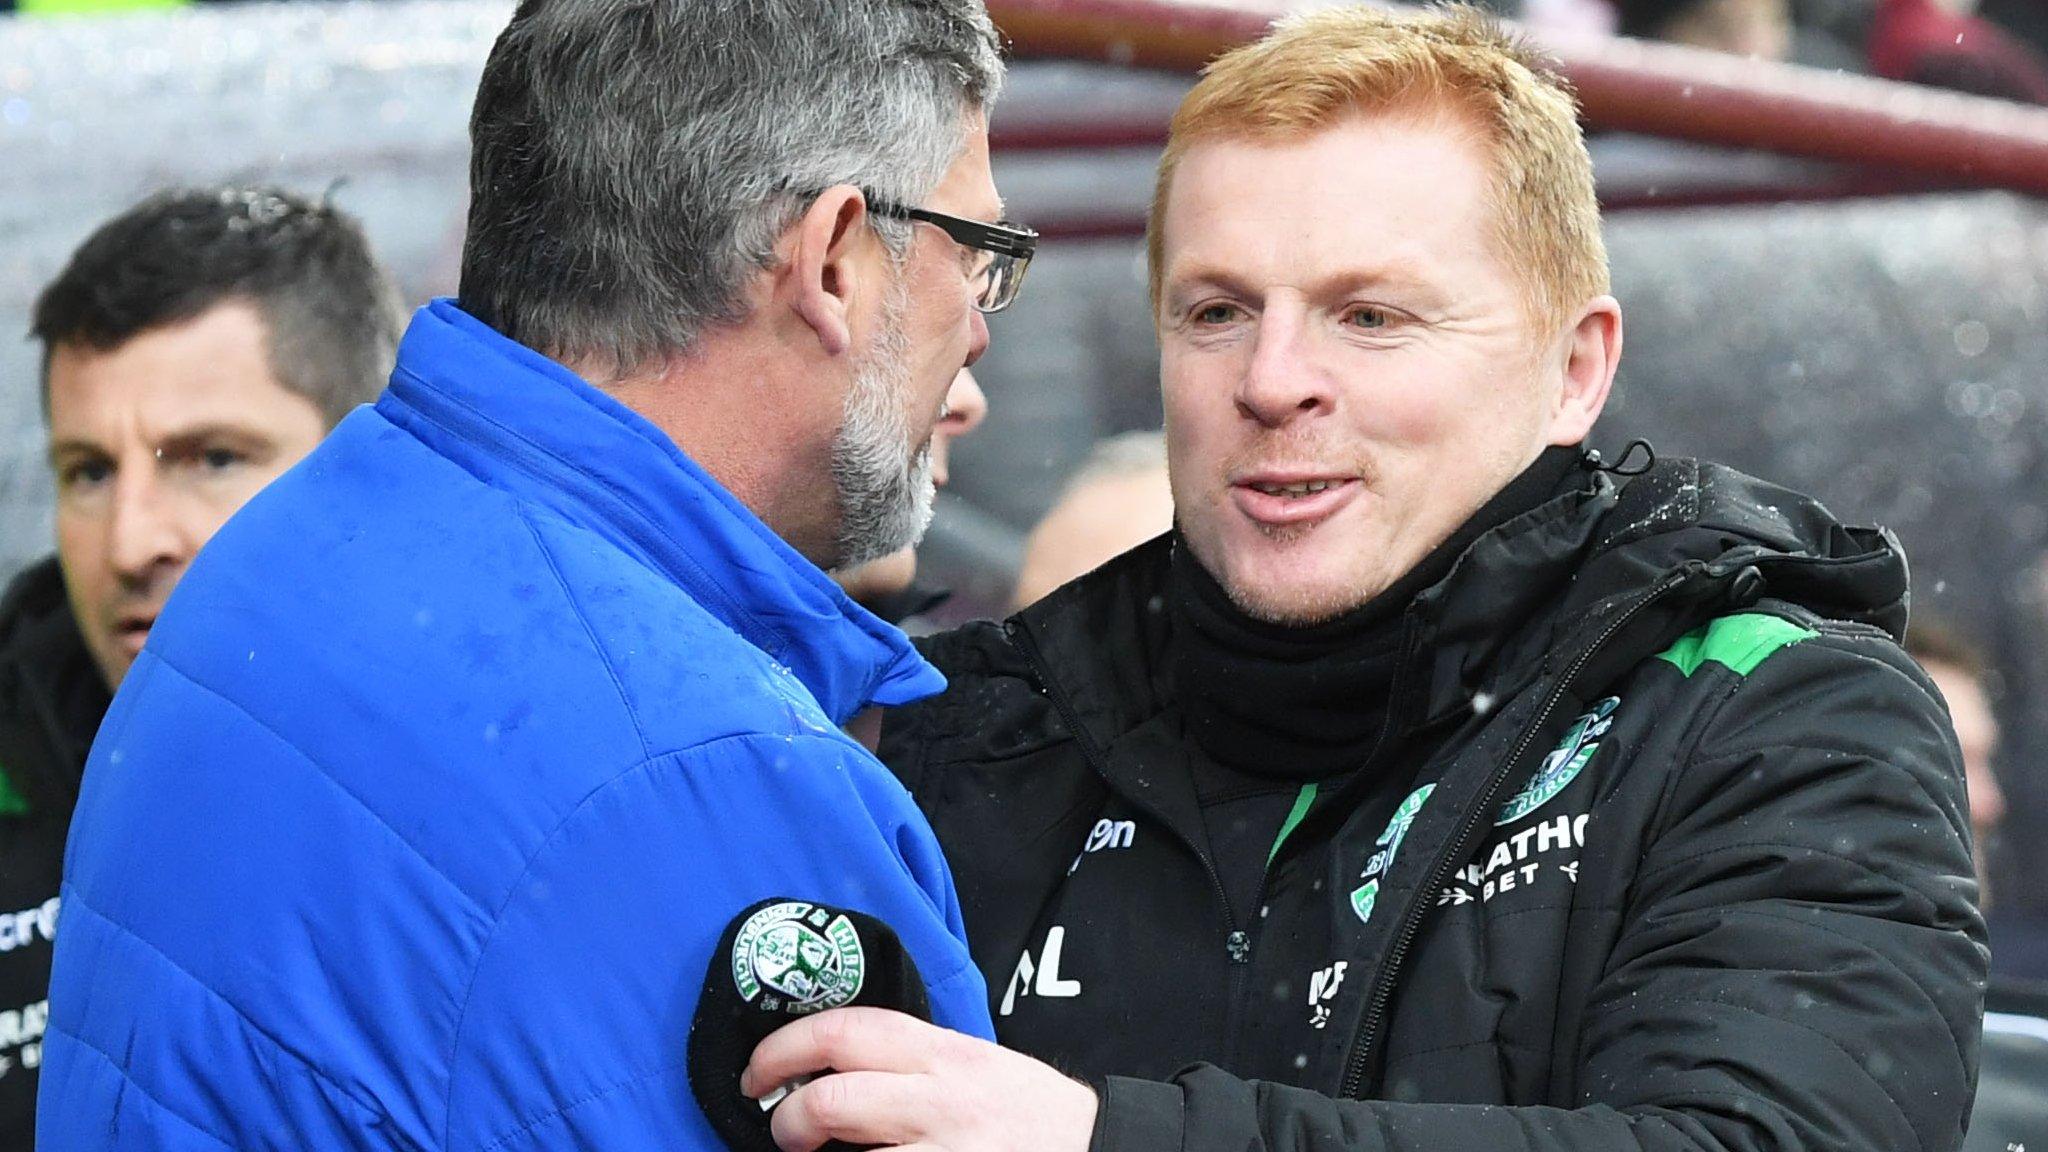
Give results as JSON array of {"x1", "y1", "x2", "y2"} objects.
[
  {"x1": 927, "y1": 402, "x2": 952, "y2": 488},
  {"x1": 114, "y1": 615, "x2": 156, "y2": 656},
  {"x1": 1229, "y1": 473, "x2": 1362, "y2": 527}
]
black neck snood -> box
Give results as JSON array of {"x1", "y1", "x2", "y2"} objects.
[{"x1": 1169, "y1": 445, "x2": 1585, "y2": 780}]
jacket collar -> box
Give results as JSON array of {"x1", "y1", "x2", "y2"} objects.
[
  {"x1": 377, "y1": 300, "x2": 943, "y2": 724},
  {"x1": 0, "y1": 556, "x2": 109, "y2": 806},
  {"x1": 1013, "y1": 454, "x2": 1907, "y2": 754}
]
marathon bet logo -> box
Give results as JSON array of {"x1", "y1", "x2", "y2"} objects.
[
  {"x1": 1496, "y1": 696, "x2": 1618, "y2": 825},
  {"x1": 730, "y1": 901, "x2": 866, "y2": 1014},
  {"x1": 1350, "y1": 783, "x2": 1437, "y2": 925}
]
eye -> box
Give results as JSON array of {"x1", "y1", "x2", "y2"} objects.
[
  {"x1": 158, "y1": 443, "x2": 251, "y2": 476},
  {"x1": 57, "y1": 458, "x2": 113, "y2": 492},
  {"x1": 1192, "y1": 302, "x2": 1242, "y2": 326},
  {"x1": 1345, "y1": 306, "x2": 1392, "y2": 330}
]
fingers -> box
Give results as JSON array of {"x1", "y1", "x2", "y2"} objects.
[
  {"x1": 743, "y1": 1007, "x2": 955, "y2": 1099},
  {"x1": 768, "y1": 1070, "x2": 934, "y2": 1152}
]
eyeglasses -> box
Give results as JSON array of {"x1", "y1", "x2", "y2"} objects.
[{"x1": 862, "y1": 193, "x2": 1038, "y2": 314}]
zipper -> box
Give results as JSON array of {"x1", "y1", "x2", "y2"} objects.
[
  {"x1": 1218, "y1": 850, "x2": 1280, "y2": 1058},
  {"x1": 1226, "y1": 610, "x2": 1417, "y2": 1059},
  {"x1": 1337, "y1": 566, "x2": 1701, "y2": 1098},
  {"x1": 1003, "y1": 620, "x2": 1249, "y2": 959}
]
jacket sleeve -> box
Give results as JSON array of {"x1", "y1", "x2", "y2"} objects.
[
  {"x1": 442, "y1": 732, "x2": 993, "y2": 1152},
  {"x1": 1093, "y1": 630, "x2": 1989, "y2": 1152}
]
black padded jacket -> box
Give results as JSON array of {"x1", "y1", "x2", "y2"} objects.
[{"x1": 880, "y1": 458, "x2": 1988, "y2": 1152}]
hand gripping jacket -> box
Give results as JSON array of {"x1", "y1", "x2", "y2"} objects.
[
  {"x1": 39, "y1": 300, "x2": 993, "y2": 1150},
  {"x1": 881, "y1": 459, "x2": 1989, "y2": 1152}
]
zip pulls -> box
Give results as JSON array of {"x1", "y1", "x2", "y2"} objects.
[
  {"x1": 1002, "y1": 619, "x2": 1249, "y2": 964},
  {"x1": 1337, "y1": 565, "x2": 1708, "y2": 1099}
]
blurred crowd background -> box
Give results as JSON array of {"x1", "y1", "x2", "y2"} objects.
[{"x1": 4, "y1": 0, "x2": 2048, "y2": 968}]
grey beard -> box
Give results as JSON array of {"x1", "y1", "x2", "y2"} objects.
[{"x1": 829, "y1": 283, "x2": 936, "y2": 571}]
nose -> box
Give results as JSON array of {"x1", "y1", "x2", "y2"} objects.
[
  {"x1": 963, "y1": 308, "x2": 990, "y2": 369},
  {"x1": 107, "y1": 468, "x2": 190, "y2": 587},
  {"x1": 930, "y1": 369, "x2": 988, "y2": 488},
  {"x1": 1235, "y1": 308, "x2": 1330, "y2": 427},
  {"x1": 940, "y1": 368, "x2": 989, "y2": 438}
]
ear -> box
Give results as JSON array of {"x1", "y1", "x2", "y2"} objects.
[
  {"x1": 782, "y1": 186, "x2": 880, "y2": 360},
  {"x1": 1544, "y1": 295, "x2": 1622, "y2": 446}
]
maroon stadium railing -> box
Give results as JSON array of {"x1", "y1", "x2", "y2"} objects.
[{"x1": 985, "y1": 0, "x2": 2048, "y2": 199}]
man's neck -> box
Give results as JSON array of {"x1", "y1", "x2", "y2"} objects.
[
  {"x1": 576, "y1": 328, "x2": 843, "y2": 567},
  {"x1": 1167, "y1": 444, "x2": 1588, "y2": 779}
]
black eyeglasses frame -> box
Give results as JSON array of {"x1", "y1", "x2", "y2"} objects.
[
  {"x1": 861, "y1": 194, "x2": 1037, "y2": 260},
  {"x1": 860, "y1": 191, "x2": 1037, "y2": 313}
]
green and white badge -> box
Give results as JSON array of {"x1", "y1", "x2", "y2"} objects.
[
  {"x1": 1351, "y1": 782, "x2": 1437, "y2": 925},
  {"x1": 731, "y1": 901, "x2": 867, "y2": 1014},
  {"x1": 1496, "y1": 696, "x2": 1618, "y2": 826}
]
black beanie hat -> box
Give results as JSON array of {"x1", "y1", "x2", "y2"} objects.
[{"x1": 688, "y1": 898, "x2": 933, "y2": 1152}]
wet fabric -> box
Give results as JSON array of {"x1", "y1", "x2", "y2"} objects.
[{"x1": 39, "y1": 299, "x2": 990, "y2": 1150}]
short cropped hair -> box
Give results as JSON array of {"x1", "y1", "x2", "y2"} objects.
[
  {"x1": 31, "y1": 186, "x2": 404, "y2": 428},
  {"x1": 1065, "y1": 429, "x2": 1167, "y2": 496},
  {"x1": 459, "y1": 0, "x2": 1003, "y2": 377},
  {"x1": 1148, "y1": 4, "x2": 1609, "y2": 335},
  {"x1": 1906, "y1": 616, "x2": 1989, "y2": 682}
]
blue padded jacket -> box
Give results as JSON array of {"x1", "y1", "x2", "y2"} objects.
[{"x1": 38, "y1": 300, "x2": 993, "y2": 1150}]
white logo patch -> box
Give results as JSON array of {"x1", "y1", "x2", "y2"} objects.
[
  {"x1": 1069, "y1": 819, "x2": 1136, "y2": 874},
  {"x1": 1000, "y1": 925, "x2": 1084, "y2": 1016},
  {"x1": 731, "y1": 902, "x2": 866, "y2": 1014},
  {"x1": 1437, "y1": 813, "x2": 1588, "y2": 907},
  {"x1": 0, "y1": 898, "x2": 58, "y2": 955},
  {"x1": 1308, "y1": 961, "x2": 1349, "y2": 1029}
]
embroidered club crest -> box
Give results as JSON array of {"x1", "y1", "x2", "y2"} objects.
[
  {"x1": 1496, "y1": 696, "x2": 1619, "y2": 826},
  {"x1": 1350, "y1": 782, "x2": 1437, "y2": 925},
  {"x1": 731, "y1": 901, "x2": 867, "y2": 1014}
]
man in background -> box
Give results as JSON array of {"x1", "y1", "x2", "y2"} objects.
[
  {"x1": 1614, "y1": 0, "x2": 1793, "y2": 59},
  {"x1": 1012, "y1": 430, "x2": 1173, "y2": 610},
  {"x1": 1904, "y1": 620, "x2": 2007, "y2": 906},
  {"x1": 0, "y1": 184, "x2": 401, "y2": 1144},
  {"x1": 1904, "y1": 617, "x2": 2048, "y2": 987},
  {"x1": 1900, "y1": 622, "x2": 2048, "y2": 1152}
]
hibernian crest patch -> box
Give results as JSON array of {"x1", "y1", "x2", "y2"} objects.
[
  {"x1": 1496, "y1": 696, "x2": 1619, "y2": 826},
  {"x1": 730, "y1": 901, "x2": 867, "y2": 1014},
  {"x1": 1350, "y1": 782, "x2": 1437, "y2": 925}
]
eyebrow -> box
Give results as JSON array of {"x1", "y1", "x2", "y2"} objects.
[
  {"x1": 45, "y1": 439, "x2": 106, "y2": 468},
  {"x1": 1164, "y1": 260, "x2": 1442, "y2": 307},
  {"x1": 47, "y1": 423, "x2": 278, "y2": 465}
]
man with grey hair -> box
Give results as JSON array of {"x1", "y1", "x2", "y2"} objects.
[{"x1": 41, "y1": 1, "x2": 1041, "y2": 1147}]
